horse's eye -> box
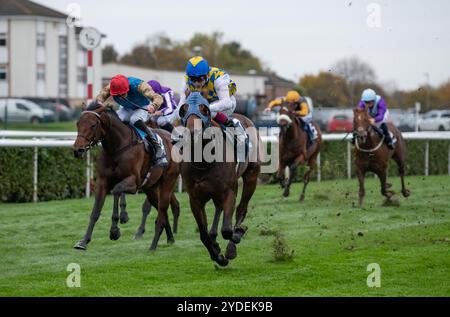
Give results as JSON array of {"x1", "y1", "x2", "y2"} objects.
[{"x1": 91, "y1": 124, "x2": 96, "y2": 129}]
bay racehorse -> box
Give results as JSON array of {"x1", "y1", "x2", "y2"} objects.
[
  {"x1": 177, "y1": 92, "x2": 261, "y2": 267},
  {"x1": 276, "y1": 106, "x2": 322, "y2": 201},
  {"x1": 72, "y1": 102, "x2": 180, "y2": 250},
  {"x1": 353, "y1": 107, "x2": 411, "y2": 206}
]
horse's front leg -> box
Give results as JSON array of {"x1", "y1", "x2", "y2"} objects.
[
  {"x1": 149, "y1": 179, "x2": 176, "y2": 250},
  {"x1": 283, "y1": 164, "x2": 298, "y2": 198},
  {"x1": 210, "y1": 204, "x2": 222, "y2": 243},
  {"x1": 221, "y1": 190, "x2": 237, "y2": 242},
  {"x1": 356, "y1": 167, "x2": 366, "y2": 207},
  {"x1": 276, "y1": 163, "x2": 286, "y2": 189},
  {"x1": 74, "y1": 178, "x2": 108, "y2": 250},
  {"x1": 170, "y1": 194, "x2": 181, "y2": 234},
  {"x1": 109, "y1": 194, "x2": 121, "y2": 240},
  {"x1": 190, "y1": 197, "x2": 228, "y2": 267},
  {"x1": 377, "y1": 169, "x2": 395, "y2": 200},
  {"x1": 134, "y1": 198, "x2": 152, "y2": 240},
  {"x1": 119, "y1": 193, "x2": 129, "y2": 224},
  {"x1": 285, "y1": 154, "x2": 305, "y2": 198}
]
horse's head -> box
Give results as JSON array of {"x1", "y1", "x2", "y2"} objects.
[
  {"x1": 353, "y1": 107, "x2": 371, "y2": 143},
  {"x1": 73, "y1": 100, "x2": 111, "y2": 158},
  {"x1": 179, "y1": 92, "x2": 211, "y2": 133},
  {"x1": 277, "y1": 106, "x2": 298, "y2": 134}
]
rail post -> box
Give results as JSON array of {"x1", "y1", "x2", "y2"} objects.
[{"x1": 33, "y1": 146, "x2": 38, "y2": 202}]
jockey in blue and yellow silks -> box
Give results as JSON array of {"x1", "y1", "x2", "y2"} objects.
[{"x1": 178, "y1": 57, "x2": 241, "y2": 133}]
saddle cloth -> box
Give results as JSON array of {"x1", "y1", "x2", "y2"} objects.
[{"x1": 131, "y1": 125, "x2": 167, "y2": 157}]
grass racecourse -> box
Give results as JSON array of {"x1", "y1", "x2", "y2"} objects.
[{"x1": 0, "y1": 175, "x2": 449, "y2": 297}]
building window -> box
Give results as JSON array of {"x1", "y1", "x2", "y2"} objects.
[
  {"x1": 0, "y1": 33, "x2": 6, "y2": 47},
  {"x1": 0, "y1": 66, "x2": 7, "y2": 80},
  {"x1": 37, "y1": 64, "x2": 46, "y2": 81},
  {"x1": 37, "y1": 33, "x2": 46, "y2": 48},
  {"x1": 77, "y1": 67, "x2": 87, "y2": 83},
  {"x1": 59, "y1": 36, "x2": 68, "y2": 96}
]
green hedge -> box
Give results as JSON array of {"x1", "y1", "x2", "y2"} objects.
[
  {"x1": 0, "y1": 140, "x2": 449, "y2": 203},
  {"x1": 267, "y1": 140, "x2": 450, "y2": 183},
  {"x1": 0, "y1": 148, "x2": 98, "y2": 203}
]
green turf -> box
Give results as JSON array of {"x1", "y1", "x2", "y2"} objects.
[
  {"x1": 0, "y1": 176, "x2": 449, "y2": 297},
  {"x1": 3, "y1": 121, "x2": 77, "y2": 132}
]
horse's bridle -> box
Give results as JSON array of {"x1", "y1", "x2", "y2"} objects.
[
  {"x1": 354, "y1": 125, "x2": 385, "y2": 153},
  {"x1": 77, "y1": 111, "x2": 105, "y2": 150}
]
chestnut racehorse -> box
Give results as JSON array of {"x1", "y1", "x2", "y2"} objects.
[
  {"x1": 353, "y1": 107, "x2": 411, "y2": 206},
  {"x1": 276, "y1": 106, "x2": 322, "y2": 201}
]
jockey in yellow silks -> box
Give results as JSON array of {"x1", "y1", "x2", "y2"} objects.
[{"x1": 265, "y1": 90, "x2": 318, "y2": 143}]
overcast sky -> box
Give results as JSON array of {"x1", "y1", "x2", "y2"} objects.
[{"x1": 35, "y1": 0, "x2": 450, "y2": 90}]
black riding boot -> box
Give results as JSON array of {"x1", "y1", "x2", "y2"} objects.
[
  {"x1": 134, "y1": 120, "x2": 168, "y2": 167},
  {"x1": 161, "y1": 122, "x2": 174, "y2": 133},
  {"x1": 380, "y1": 123, "x2": 394, "y2": 150}
]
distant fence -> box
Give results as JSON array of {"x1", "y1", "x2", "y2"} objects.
[{"x1": 1, "y1": 130, "x2": 450, "y2": 203}]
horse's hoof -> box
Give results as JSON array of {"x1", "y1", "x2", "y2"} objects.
[
  {"x1": 167, "y1": 238, "x2": 175, "y2": 245},
  {"x1": 215, "y1": 255, "x2": 229, "y2": 267},
  {"x1": 402, "y1": 190, "x2": 411, "y2": 198},
  {"x1": 120, "y1": 214, "x2": 129, "y2": 224},
  {"x1": 109, "y1": 227, "x2": 121, "y2": 241},
  {"x1": 221, "y1": 229, "x2": 233, "y2": 240},
  {"x1": 134, "y1": 228, "x2": 145, "y2": 240},
  {"x1": 231, "y1": 233, "x2": 241, "y2": 244},
  {"x1": 225, "y1": 242, "x2": 237, "y2": 260},
  {"x1": 299, "y1": 195, "x2": 305, "y2": 203},
  {"x1": 386, "y1": 183, "x2": 393, "y2": 189},
  {"x1": 282, "y1": 189, "x2": 290, "y2": 198},
  {"x1": 74, "y1": 241, "x2": 87, "y2": 250}
]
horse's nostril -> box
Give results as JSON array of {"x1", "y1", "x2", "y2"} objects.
[{"x1": 73, "y1": 148, "x2": 85, "y2": 158}]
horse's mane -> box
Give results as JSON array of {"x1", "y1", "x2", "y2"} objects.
[{"x1": 85, "y1": 101, "x2": 118, "y2": 119}]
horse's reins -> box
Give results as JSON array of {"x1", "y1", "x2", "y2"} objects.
[
  {"x1": 354, "y1": 126, "x2": 385, "y2": 153},
  {"x1": 79, "y1": 110, "x2": 142, "y2": 156}
]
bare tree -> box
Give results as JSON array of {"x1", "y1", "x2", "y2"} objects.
[{"x1": 333, "y1": 57, "x2": 377, "y2": 105}]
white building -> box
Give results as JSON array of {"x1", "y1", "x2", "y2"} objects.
[
  {"x1": 0, "y1": 0, "x2": 102, "y2": 105},
  {"x1": 102, "y1": 63, "x2": 267, "y2": 98}
]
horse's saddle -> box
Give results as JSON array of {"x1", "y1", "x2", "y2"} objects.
[
  {"x1": 130, "y1": 125, "x2": 166, "y2": 157},
  {"x1": 374, "y1": 127, "x2": 398, "y2": 147}
]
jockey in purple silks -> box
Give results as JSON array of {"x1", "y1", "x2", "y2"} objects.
[
  {"x1": 354, "y1": 88, "x2": 394, "y2": 149},
  {"x1": 147, "y1": 80, "x2": 178, "y2": 133}
]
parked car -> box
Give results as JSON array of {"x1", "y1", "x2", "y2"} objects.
[
  {"x1": 0, "y1": 98, "x2": 55, "y2": 123},
  {"x1": 26, "y1": 98, "x2": 73, "y2": 122},
  {"x1": 419, "y1": 110, "x2": 450, "y2": 131},
  {"x1": 388, "y1": 109, "x2": 417, "y2": 132},
  {"x1": 327, "y1": 113, "x2": 353, "y2": 133}
]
